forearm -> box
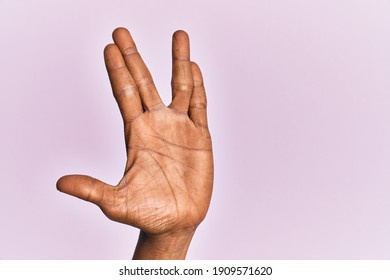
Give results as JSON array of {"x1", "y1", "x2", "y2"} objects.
[{"x1": 132, "y1": 229, "x2": 196, "y2": 260}]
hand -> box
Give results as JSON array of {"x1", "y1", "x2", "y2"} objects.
[{"x1": 57, "y1": 28, "x2": 214, "y2": 259}]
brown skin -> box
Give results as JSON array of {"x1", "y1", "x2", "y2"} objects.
[{"x1": 56, "y1": 28, "x2": 213, "y2": 260}]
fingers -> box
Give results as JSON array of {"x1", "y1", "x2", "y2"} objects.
[
  {"x1": 112, "y1": 28, "x2": 163, "y2": 111},
  {"x1": 169, "y1": 30, "x2": 193, "y2": 113},
  {"x1": 104, "y1": 44, "x2": 143, "y2": 123},
  {"x1": 56, "y1": 175, "x2": 114, "y2": 207},
  {"x1": 189, "y1": 62, "x2": 208, "y2": 128}
]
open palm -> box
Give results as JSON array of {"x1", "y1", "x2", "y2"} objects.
[{"x1": 57, "y1": 28, "x2": 213, "y2": 241}]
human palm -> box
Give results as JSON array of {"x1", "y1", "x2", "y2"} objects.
[
  {"x1": 106, "y1": 107, "x2": 213, "y2": 234},
  {"x1": 57, "y1": 28, "x2": 213, "y2": 249}
]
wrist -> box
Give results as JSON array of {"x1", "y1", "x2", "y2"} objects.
[{"x1": 132, "y1": 228, "x2": 196, "y2": 260}]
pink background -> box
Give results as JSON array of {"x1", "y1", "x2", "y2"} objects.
[{"x1": 1, "y1": 0, "x2": 389, "y2": 259}]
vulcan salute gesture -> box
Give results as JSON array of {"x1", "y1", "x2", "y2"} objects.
[{"x1": 57, "y1": 28, "x2": 214, "y2": 259}]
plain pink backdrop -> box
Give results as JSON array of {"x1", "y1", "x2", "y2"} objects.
[{"x1": 1, "y1": 0, "x2": 389, "y2": 259}]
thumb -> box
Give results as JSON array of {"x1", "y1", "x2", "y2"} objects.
[{"x1": 56, "y1": 174, "x2": 114, "y2": 207}]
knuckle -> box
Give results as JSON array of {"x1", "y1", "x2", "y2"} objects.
[
  {"x1": 116, "y1": 85, "x2": 138, "y2": 98},
  {"x1": 108, "y1": 64, "x2": 127, "y2": 72},
  {"x1": 190, "y1": 102, "x2": 207, "y2": 109},
  {"x1": 123, "y1": 45, "x2": 139, "y2": 56},
  {"x1": 174, "y1": 55, "x2": 190, "y2": 61},
  {"x1": 193, "y1": 79, "x2": 204, "y2": 87},
  {"x1": 136, "y1": 73, "x2": 154, "y2": 87},
  {"x1": 171, "y1": 82, "x2": 193, "y2": 93}
]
